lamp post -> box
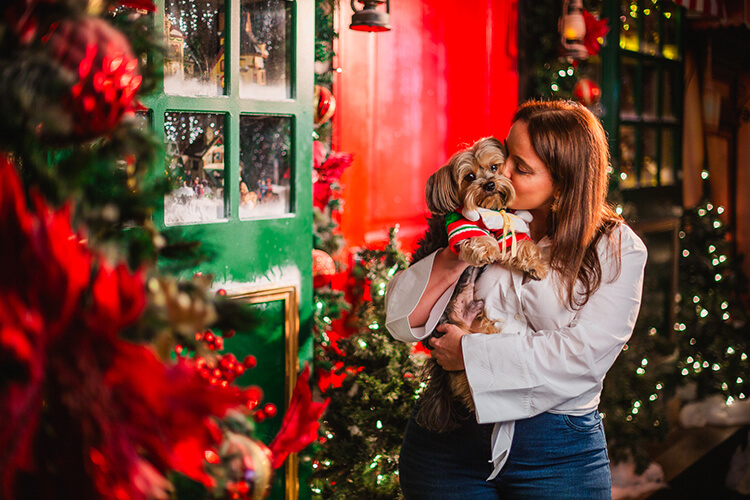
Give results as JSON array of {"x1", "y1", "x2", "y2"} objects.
[{"x1": 350, "y1": 0, "x2": 391, "y2": 32}]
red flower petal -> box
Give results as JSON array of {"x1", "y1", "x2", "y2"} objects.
[{"x1": 268, "y1": 365, "x2": 329, "y2": 469}]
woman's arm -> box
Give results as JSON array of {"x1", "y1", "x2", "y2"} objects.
[
  {"x1": 460, "y1": 225, "x2": 648, "y2": 423},
  {"x1": 384, "y1": 247, "x2": 469, "y2": 343}
]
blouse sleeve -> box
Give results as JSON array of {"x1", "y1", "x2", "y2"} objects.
[
  {"x1": 462, "y1": 225, "x2": 648, "y2": 424},
  {"x1": 384, "y1": 250, "x2": 458, "y2": 343}
]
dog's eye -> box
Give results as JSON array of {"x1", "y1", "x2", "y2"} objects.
[
  {"x1": 490, "y1": 164, "x2": 499, "y2": 172},
  {"x1": 464, "y1": 173, "x2": 476, "y2": 182}
]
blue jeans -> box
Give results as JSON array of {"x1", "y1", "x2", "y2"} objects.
[{"x1": 399, "y1": 410, "x2": 612, "y2": 499}]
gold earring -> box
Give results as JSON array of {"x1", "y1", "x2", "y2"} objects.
[{"x1": 551, "y1": 197, "x2": 559, "y2": 212}]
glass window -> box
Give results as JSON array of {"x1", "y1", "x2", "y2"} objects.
[
  {"x1": 164, "y1": 112, "x2": 226, "y2": 225},
  {"x1": 641, "y1": 127, "x2": 658, "y2": 187},
  {"x1": 642, "y1": 61, "x2": 659, "y2": 119},
  {"x1": 661, "y1": 128, "x2": 675, "y2": 185},
  {"x1": 239, "y1": 115, "x2": 292, "y2": 219},
  {"x1": 641, "y1": 2, "x2": 659, "y2": 55},
  {"x1": 621, "y1": 57, "x2": 638, "y2": 119},
  {"x1": 620, "y1": 0, "x2": 639, "y2": 51},
  {"x1": 164, "y1": 0, "x2": 226, "y2": 96},
  {"x1": 619, "y1": 125, "x2": 638, "y2": 189},
  {"x1": 239, "y1": 0, "x2": 292, "y2": 100}
]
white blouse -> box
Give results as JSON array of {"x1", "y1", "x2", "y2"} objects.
[{"x1": 385, "y1": 224, "x2": 647, "y2": 479}]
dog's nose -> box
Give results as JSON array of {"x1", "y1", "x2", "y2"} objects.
[{"x1": 483, "y1": 181, "x2": 495, "y2": 192}]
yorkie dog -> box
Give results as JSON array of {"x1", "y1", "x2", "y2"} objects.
[{"x1": 412, "y1": 136, "x2": 548, "y2": 433}]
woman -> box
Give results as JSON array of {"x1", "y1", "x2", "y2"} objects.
[{"x1": 385, "y1": 100, "x2": 647, "y2": 499}]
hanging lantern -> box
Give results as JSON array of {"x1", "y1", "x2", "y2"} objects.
[
  {"x1": 560, "y1": 0, "x2": 588, "y2": 60},
  {"x1": 350, "y1": 0, "x2": 391, "y2": 32}
]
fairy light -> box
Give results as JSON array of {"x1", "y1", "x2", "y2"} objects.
[
  {"x1": 682, "y1": 249, "x2": 690, "y2": 257},
  {"x1": 655, "y1": 382, "x2": 663, "y2": 390},
  {"x1": 712, "y1": 363, "x2": 721, "y2": 371},
  {"x1": 687, "y1": 356, "x2": 694, "y2": 363},
  {"x1": 558, "y1": 69, "x2": 567, "y2": 77},
  {"x1": 649, "y1": 394, "x2": 658, "y2": 401},
  {"x1": 723, "y1": 312, "x2": 730, "y2": 320},
  {"x1": 551, "y1": 83, "x2": 560, "y2": 92},
  {"x1": 717, "y1": 206, "x2": 725, "y2": 214},
  {"x1": 700, "y1": 309, "x2": 709, "y2": 318},
  {"x1": 708, "y1": 245, "x2": 716, "y2": 253},
  {"x1": 681, "y1": 368, "x2": 689, "y2": 376},
  {"x1": 742, "y1": 353, "x2": 748, "y2": 361},
  {"x1": 637, "y1": 367, "x2": 645, "y2": 375},
  {"x1": 369, "y1": 322, "x2": 379, "y2": 330},
  {"x1": 738, "y1": 377, "x2": 744, "y2": 384},
  {"x1": 698, "y1": 208, "x2": 707, "y2": 217},
  {"x1": 358, "y1": 339, "x2": 367, "y2": 348},
  {"x1": 713, "y1": 220, "x2": 722, "y2": 229},
  {"x1": 726, "y1": 396, "x2": 735, "y2": 406},
  {"x1": 693, "y1": 295, "x2": 700, "y2": 303},
  {"x1": 727, "y1": 347, "x2": 735, "y2": 354},
  {"x1": 641, "y1": 358, "x2": 649, "y2": 366},
  {"x1": 649, "y1": 327, "x2": 658, "y2": 336},
  {"x1": 722, "y1": 382, "x2": 729, "y2": 391},
  {"x1": 616, "y1": 205, "x2": 624, "y2": 215},
  {"x1": 721, "y1": 302, "x2": 729, "y2": 310},
  {"x1": 715, "y1": 273, "x2": 723, "y2": 282},
  {"x1": 712, "y1": 258, "x2": 720, "y2": 266},
  {"x1": 376, "y1": 420, "x2": 383, "y2": 429},
  {"x1": 679, "y1": 230, "x2": 686, "y2": 239},
  {"x1": 690, "y1": 338, "x2": 696, "y2": 345},
  {"x1": 719, "y1": 255, "x2": 727, "y2": 263},
  {"x1": 701, "y1": 170, "x2": 709, "y2": 179}
]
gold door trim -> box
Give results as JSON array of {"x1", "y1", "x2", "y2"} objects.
[{"x1": 229, "y1": 285, "x2": 299, "y2": 500}]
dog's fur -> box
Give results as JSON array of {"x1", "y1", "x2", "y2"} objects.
[{"x1": 413, "y1": 137, "x2": 548, "y2": 433}]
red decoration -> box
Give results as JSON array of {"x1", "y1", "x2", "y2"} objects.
[
  {"x1": 313, "y1": 249, "x2": 336, "y2": 288},
  {"x1": 582, "y1": 10, "x2": 609, "y2": 57},
  {"x1": 314, "y1": 85, "x2": 337, "y2": 126},
  {"x1": 0, "y1": 155, "x2": 249, "y2": 498},
  {"x1": 45, "y1": 17, "x2": 142, "y2": 139},
  {"x1": 313, "y1": 141, "x2": 354, "y2": 210},
  {"x1": 573, "y1": 78, "x2": 602, "y2": 107},
  {"x1": 268, "y1": 365, "x2": 329, "y2": 469}
]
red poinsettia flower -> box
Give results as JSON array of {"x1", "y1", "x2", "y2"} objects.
[
  {"x1": 313, "y1": 141, "x2": 354, "y2": 210},
  {"x1": 583, "y1": 10, "x2": 610, "y2": 56},
  {"x1": 0, "y1": 155, "x2": 248, "y2": 499},
  {"x1": 268, "y1": 365, "x2": 329, "y2": 469}
]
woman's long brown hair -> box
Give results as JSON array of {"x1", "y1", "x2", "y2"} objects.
[{"x1": 513, "y1": 100, "x2": 622, "y2": 310}]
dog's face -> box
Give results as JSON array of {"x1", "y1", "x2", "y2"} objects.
[{"x1": 425, "y1": 137, "x2": 513, "y2": 215}]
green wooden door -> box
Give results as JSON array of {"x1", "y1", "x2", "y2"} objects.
[{"x1": 143, "y1": 1, "x2": 313, "y2": 498}]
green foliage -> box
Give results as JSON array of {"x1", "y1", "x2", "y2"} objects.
[
  {"x1": 673, "y1": 202, "x2": 749, "y2": 400},
  {"x1": 311, "y1": 228, "x2": 421, "y2": 500}
]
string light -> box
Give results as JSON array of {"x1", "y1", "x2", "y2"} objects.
[{"x1": 701, "y1": 170, "x2": 710, "y2": 179}]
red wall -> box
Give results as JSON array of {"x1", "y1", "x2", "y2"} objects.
[{"x1": 333, "y1": 0, "x2": 519, "y2": 251}]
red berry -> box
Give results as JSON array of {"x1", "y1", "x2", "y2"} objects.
[
  {"x1": 217, "y1": 289, "x2": 227, "y2": 296},
  {"x1": 263, "y1": 403, "x2": 277, "y2": 418},
  {"x1": 243, "y1": 355, "x2": 257, "y2": 369},
  {"x1": 224, "y1": 329, "x2": 236, "y2": 339},
  {"x1": 253, "y1": 410, "x2": 267, "y2": 423}
]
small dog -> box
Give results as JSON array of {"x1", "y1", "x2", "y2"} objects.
[
  {"x1": 412, "y1": 137, "x2": 548, "y2": 433},
  {"x1": 415, "y1": 265, "x2": 500, "y2": 432}
]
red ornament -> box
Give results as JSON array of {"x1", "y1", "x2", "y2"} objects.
[
  {"x1": 312, "y1": 249, "x2": 336, "y2": 288},
  {"x1": 314, "y1": 85, "x2": 336, "y2": 126},
  {"x1": 573, "y1": 78, "x2": 601, "y2": 107},
  {"x1": 45, "y1": 17, "x2": 142, "y2": 139}
]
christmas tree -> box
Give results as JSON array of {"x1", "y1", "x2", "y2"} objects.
[
  {"x1": 673, "y1": 202, "x2": 748, "y2": 403},
  {"x1": 0, "y1": 2, "x2": 325, "y2": 499},
  {"x1": 311, "y1": 229, "x2": 422, "y2": 500}
]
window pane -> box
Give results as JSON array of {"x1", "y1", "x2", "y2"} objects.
[
  {"x1": 661, "y1": 1, "x2": 679, "y2": 60},
  {"x1": 642, "y1": 61, "x2": 659, "y2": 119},
  {"x1": 621, "y1": 57, "x2": 638, "y2": 119},
  {"x1": 660, "y1": 128, "x2": 675, "y2": 185},
  {"x1": 164, "y1": 112, "x2": 226, "y2": 225},
  {"x1": 619, "y1": 125, "x2": 638, "y2": 189},
  {"x1": 662, "y1": 67, "x2": 675, "y2": 118},
  {"x1": 641, "y1": 2, "x2": 659, "y2": 55},
  {"x1": 164, "y1": 0, "x2": 225, "y2": 96},
  {"x1": 239, "y1": 0, "x2": 292, "y2": 100},
  {"x1": 641, "y1": 127, "x2": 658, "y2": 187},
  {"x1": 620, "y1": 0, "x2": 639, "y2": 52},
  {"x1": 239, "y1": 115, "x2": 292, "y2": 219}
]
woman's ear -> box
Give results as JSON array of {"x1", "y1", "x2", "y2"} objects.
[{"x1": 425, "y1": 164, "x2": 459, "y2": 215}]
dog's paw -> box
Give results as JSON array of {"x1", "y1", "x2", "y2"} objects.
[
  {"x1": 525, "y1": 262, "x2": 550, "y2": 281},
  {"x1": 458, "y1": 236, "x2": 501, "y2": 267}
]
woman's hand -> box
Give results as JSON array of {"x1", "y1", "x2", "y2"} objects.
[{"x1": 428, "y1": 323, "x2": 468, "y2": 371}]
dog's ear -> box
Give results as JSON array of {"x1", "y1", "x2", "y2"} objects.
[{"x1": 425, "y1": 164, "x2": 459, "y2": 215}]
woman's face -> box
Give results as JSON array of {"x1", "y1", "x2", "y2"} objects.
[{"x1": 502, "y1": 120, "x2": 557, "y2": 212}]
